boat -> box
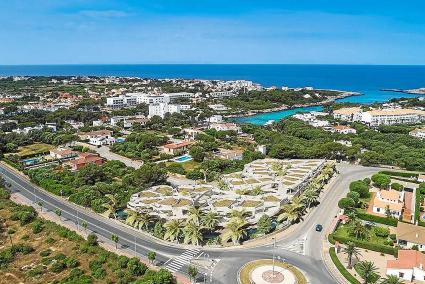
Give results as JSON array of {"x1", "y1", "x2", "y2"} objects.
[{"x1": 264, "y1": 120, "x2": 275, "y2": 126}]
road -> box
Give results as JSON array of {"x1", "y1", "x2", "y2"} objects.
[{"x1": 0, "y1": 162, "x2": 380, "y2": 284}]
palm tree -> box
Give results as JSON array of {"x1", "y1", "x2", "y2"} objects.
[
  {"x1": 164, "y1": 219, "x2": 184, "y2": 243},
  {"x1": 221, "y1": 218, "x2": 247, "y2": 245},
  {"x1": 183, "y1": 222, "x2": 203, "y2": 246},
  {"x1": 125, "y1": 209, "x2": 138, "y2": 226},
  {"x1": 356, "y1": 261, "x2": 379, "y2": 284},
  {"x1": 350, "y1": 221, "x2": 368, "y2": 240},
  {"x1": 187, "y1": 207, "x2": 203, "y2": 226},
  {"x1": 302, "y1": 189, "x2": 319, "y2": 208},
  {"x1": 229, "y1": 209, "x2": 248, "y2": 222},
  {"x1": 277, "y1": 197, "x2": 305, "y2": 223},
  {"x1": 343, "y1": 242, "x2": 361, "y2": 269},
  {"x1": 126, "y1": 210, "x2": 152, "y2": 230},
  {"x1": 202, "y1": 211, "x2": 219, "y2": 231},
  {"x1": 380, "y1": 275, "x2": 404, "y2": 284},
  {"x1": 102, "y1": 194, "x2": 117, "y2": 219}
]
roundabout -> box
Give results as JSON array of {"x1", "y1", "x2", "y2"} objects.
[{"x1": 238, "y1": 259, "x2": 307, "y2": 284}]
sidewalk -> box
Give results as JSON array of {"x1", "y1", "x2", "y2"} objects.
[{"x1": 321, "y1": 232, "x2": 350, "y2": 284}]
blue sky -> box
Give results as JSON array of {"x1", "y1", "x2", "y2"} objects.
[{"x1": 1, "y1": 0, "x2": 424, "y2": 65}]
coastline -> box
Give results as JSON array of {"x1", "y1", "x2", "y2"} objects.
[
  {"x1": 381, "y1": 88, "x2": 425, "y2": 95},
  {"x1": 225, "y1": 91, "x2": 361, "y2": 119}
]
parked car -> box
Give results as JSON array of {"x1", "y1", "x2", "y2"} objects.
[{"x1": 315, "y1": 224, "x2": 323, "y2": 232}]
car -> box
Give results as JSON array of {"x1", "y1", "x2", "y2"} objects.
[{"x1": 315, "y1": 224, "x2": 323, "y2": 232}]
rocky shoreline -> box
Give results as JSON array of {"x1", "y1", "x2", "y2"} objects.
[
  {"x1": 225, "y1": 91, "x2": 361, "y2": 118},
  {"x1": 381, "y1": 88, "x2": 425, "y2": 95}
]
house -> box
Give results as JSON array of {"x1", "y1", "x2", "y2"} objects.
[
  {"x1": 64, "y1": 153, "x2": 104, "y2": 171},
  {"x1": 208, "y1": 104, "x2": 228, "y2": 111},
  {"x1": 331, "y1": 125, "x2": 357, "y2": 135},
  {"x1": 183, "y1": 128, "x2": 203, "y2": 141},
  {"x1": 78, "y1": 130, "x2": 113, "y2": 140},
  {"x1": 410, "y1": 128, "x2": 425, "y2": 139},
  {"x1": 371, "y1": 190, "x2": 404, "y2": 218},
  {"x1": 209, "y1": 123, "x2": 242, "y2": 133},
  {"x1": 419, "y1": 175, "x2": 425, "y2": 183},
  {"x1": 387, "y1": 250, "x2": 425, "y2": 281},
  {"x1": 161, "y1": 141, "x2": 192, "y2": 155},
  {"x1": 214, "y1": 148, "x2": 244, "y2": 160},
  {"x1": 49, "y1": 149, "x2": 78, "y2": 160},
  {"x1": 396, "y1": 222, "x2": 425, "y2": 251},
  {"x1": 207, "y1": 115, "x2": 223, "y2": 123}
]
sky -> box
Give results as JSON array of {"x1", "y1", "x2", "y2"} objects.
[{"x1": 1, "y1": 0, "x2": 425, "y2": 65}]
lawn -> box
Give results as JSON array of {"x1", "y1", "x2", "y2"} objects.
[
  {"x1": 333, "y1": 224, "x2": 391, "y2": 247},
  {"x1": 16, "y1": 143, "x2": 54, "y2": 158}
]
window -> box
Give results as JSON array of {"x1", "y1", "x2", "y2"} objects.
[{"x1": 399, "y1": 272, "x2": 404, "y2": 277}]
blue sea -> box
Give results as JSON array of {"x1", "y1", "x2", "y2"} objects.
[{"x1": 1, "y1": 64, "x2": 425, "y2": 124}]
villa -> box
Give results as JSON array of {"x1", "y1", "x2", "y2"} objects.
[
  {"x1": 161, "y1": 141, "x2": 193, "y2": 155},
  {"x1": 49, "y1": 148, "x2": 78, "y2": 160},
  {"x1": 371, "y1": 189, "x2": 405, "y2": 218},
  {"x1": 387, "y1": 250, "x2": 425, "y2": 281},
  {"x1": 331, "y1": 125, "x2": 357, "y2": 135},
  {"x1": 410, "y1": 128, "x2": 425, "y2": 139},
  {"x1": 64, "y1": 153, "x2": 104, "y2": 171},
  {"x1": 332, "y1": 107, "x2": 362, "y2": 121},
  {"x1": 396, "y1": 222, "x2": 425, "y2": 252}
]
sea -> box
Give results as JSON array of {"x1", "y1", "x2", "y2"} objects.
[{"x1": 1, "y1": 64, "x2": 425, "y2": 125}]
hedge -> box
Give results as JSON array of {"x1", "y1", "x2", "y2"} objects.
[
  {"x1": 379, "y1": 171, "x2": 419, "y2": 178},
  {"x1": 332, "y1": 234, "x2": 398, "y2": 256},
  {"x1": 356, "y1": 211, "x2": 398, "y2": 227},
  {"x1": 329, "y1": 247, "x2": 361, "y2": 284}
]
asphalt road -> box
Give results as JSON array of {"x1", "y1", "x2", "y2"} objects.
[{"x1": 0, "y1": 162, "x2": 380, "y2": 284}]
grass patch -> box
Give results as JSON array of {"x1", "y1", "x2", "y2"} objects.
[
  {"x1": 16, "y1": 143, "x2": 54, "y2": 158},
  {"x1": 239, "y1": 259, "x2": 307, "y2": 284}
]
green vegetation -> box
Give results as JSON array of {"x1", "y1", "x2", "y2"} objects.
[
  {"x1": 110, "y1": 132, "x2": 168, "y2": 160},
  {"x1": 0, "y1": 186, "x2": 173, "y2": 284},
  {"x1": 329, "y1": 247, "x2": 361, "y2": 284}
]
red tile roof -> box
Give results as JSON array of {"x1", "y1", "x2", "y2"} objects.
[
  {"x1": 162, "y1": 141, "x2": 192, "y2": 149},
  {"x1": 387, "y1": 250, "x2": 425, "y2": 269}
]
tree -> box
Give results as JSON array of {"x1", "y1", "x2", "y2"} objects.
[
  {"x1": 55, "y1": 209, "x2": 62, "y2": 221},
  {"x1": 343, "y1": 242, "x2": 361, "y2": 269},
  {"x1": 81, "y1": 220, "x2": 88, "y2": 232},
  {"x1": 147, "y1": 251, "x2": 156, "y2": 264},
  {"x1": 102, "y1": 194, "x2": 117, "y2": 219},
  {"x1": 256, "y1": 215, "x2": 273, "y2": 235},
  {"x1": 356, "y1": 261, "x2": 380, "y2": 284},
  {"x1": 189, "y1": 146, "x2": 206, "y2": 162},
  {"x1": 371, "y1": 174, "x2": 391, "y2": 189},
  {"x1": 349, "y1": 221, "x2": 368, "y2": 240},
  {"x1": 391, "y1": 183, "x2": 404, "y2": 191},
  {"x1": 7, "y1": 228, "x2": 15, "y2": 245},
  {"x1": 164, "y1": 219, "x2": 184, "y2": 243},
  {"x1": 338, "y1": 197, "x2": 355, "y2": 210},
  {"x1": 37, "y1": 201, "x2": 43, "y2": 212},
  {"x1": 182, "y1": 222, "x2": 203, "y2": 246},
  {"x1": 380, "y1": 275, "x2": 404, "y2": 284},
  {"x1": 87, "y1": 233, "x2": 98, "y2": 246},
  {"x1": 277, "y1": 197, "x2": 305, "y2": 223},
  {"x1": 349, "y1": 180, "x2": 369, "y2": 198},
  {"x1": 347, "y1": 191, "x2": 360, "y2": 205},
  {"x1": 187, "y1": 207, "x2": 203, "y2": 226},
  {"x1": 302, "y1": 189, "x2": 319, "y2": 208},
  {"x1": 111, "y1": 234, "x2": 119, "y2": 249},
  {"x1": 221, "y1": 219, "x2": 247, "y2": 245},
  {"x1": 188, "y1": 265, "x2": 198, "y2": 283},
  {"x1": 201, "y1": 211, "x2": 219, "y2": 232},
  {"x1": 385, "y1": 205, "x2": 392, "y2": 219},
  {"x1": 229, "y1": 209, "x2": 248, "y2": 222}
]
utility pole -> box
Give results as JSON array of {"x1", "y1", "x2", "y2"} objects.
[{"x1": 134, "y1": 235, "x2": 137, "y2": 257}]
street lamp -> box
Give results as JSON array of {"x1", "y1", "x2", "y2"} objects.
[{"x1": 272, "y1": 237, "x2": 276, "y2": 277}]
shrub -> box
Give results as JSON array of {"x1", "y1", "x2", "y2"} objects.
[
  {"x1": 27, "y1": 265, "x2": 46, "y2": 277},
  {"x1": 356, "y1": 211, "x2": 398, "y2": 227},
  {"x1": 50, "y1": 261, "x2": 66, "y2": 273},
  {"x1": 166, "y1": 163, "x2": 186, "y2": 175},
  {"x1": 91, "y1": 267, "x2": 106, "y2": 279},
  {"x1": 391, "y1": 183, "x2": 404, "y2": 191},
  {"x1": 332, "y1": 234, "x2": 398, "y2": 256},
  {"x1": 66, "y1": 257, "x2": 80, "y2": 268},
  {"x1": 379, "y1": 171, "x2": 418, "y2": 178},
  {"x1": 338, "y1": 197, "x2": 355, "y2": 210},
  {"x1": 10, "y1": 205, "x2": 37, "y2": 225},
  {"x1": 32, "y1": 220, "x2": 44, "y2": 234},
  {"x1": 373, "y1": 226, "x2": 389, "y2": 238},
  {"x1": 329, "y1": 247, "x2": 360, "y2": 284},
  {"x1": 40, "y1": 249, "x2": 52, "y2": 257},
  {"x1": 347, "y1": 191, "x2": 360, "y2": 205},
  {"x1": 87, "y1": 234, "x2": 98, "y2": 246}
]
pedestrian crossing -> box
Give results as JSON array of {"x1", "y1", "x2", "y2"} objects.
[
  {"x1": 164, "y1": 249, "x2": 202, "y2": 273},
  {"x1": 279, "y1": 236, "x2": 306, "y2": 255}
]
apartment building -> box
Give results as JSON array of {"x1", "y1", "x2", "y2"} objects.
[
  {"x1": 332, "y1": 107, "x2": 362, "y2": 121},
  {"x1": 361, "y1": 109, "x2": 425, "y2": 126},
  {"x1": 106, "y1": 95, "x2": 137, "y2": 109},
  {"x1": 410, "y1": 128, "x2": 425, "y2": 139},
  {"x1": 148, "y1": 103, "x2": 181, "y2": 118}
]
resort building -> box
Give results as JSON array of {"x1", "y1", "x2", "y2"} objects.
[
  {"x1": 371, "y1": 189, "x2": 405, "y2": 219},
  {"x1": 332, "y1": 107, "x2": 362, "y2": 122},
  {"x1": 160, "y1": 141, "x2": 192, "y2": 155},
  {"x1": 148, "y1": 103, "x2": 181, "y2": 118},
  {"x1": 396, "y1": 222, "x2": 425, "y2": 252},
  {"x1": 410, "y1": 128, "x2": 425, "y2": 139},
  {"x1": 387, "y1": 250, "x2": 425, "y2": 282},
  {"x1": 127, "y1": 159, "x2": 331, "y2": 226},
  {"x1": 361, "y1": 108, "x2": 425, "y2": 126},
  {"x1": 106, "y1": 95, "x2": 137, "y2": 109}
]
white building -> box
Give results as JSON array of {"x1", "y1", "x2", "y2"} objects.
[
  {"x1": 148, "y1": 103, "x2": 181, "y2": 118},
  {"x1": 361, "y1": 109, "x2": 425, "y2": 126},
  {"x1": 371, "y1": 190, "x2": 405, "y2": 219},
  {"x1": 331, "y1": 125, "x2": 357, "y2": 135},
  {"x1": 410, "y1": 128, "x2": 425, "y2": 139},
  {"x1": 209, "y1": 122, "x2": 242, "y2": 133},
  {"x1": 208, "y1": 104, "x2": 228, "y2": 111},
  {"x1": 209, "y1": 91, "x2": 235, "y2": 98},
  {"x1": 387, "y1": 250, "x2": 425, "y2": 282},
  {"x1": 396, "y1": 222, "x2": 425, "y2": 251},
  {"x1": 332, "y1": 107, "x2": 363, "y2": 122},
  {"x1": 106, "y1": 95, "x2": 137, "y2": 109},
  {"x1": 207, "y1": 115, "x2": 223, "y2": 123},
  {"x1": 163, "y1": 92, "x2": 194, "y2": 102}
]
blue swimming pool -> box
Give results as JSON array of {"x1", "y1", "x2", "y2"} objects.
[{"x1": 174, "y1": 154, "x2": 193, "y2": 163}]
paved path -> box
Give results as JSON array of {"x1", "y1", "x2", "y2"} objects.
[{"x1": 0, "y1": 161, "x2": 381, "y2": 284}]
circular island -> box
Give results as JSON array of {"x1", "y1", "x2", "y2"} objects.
[{"x1": 238, "y1": 259, "x2": 307, "y2": 284}]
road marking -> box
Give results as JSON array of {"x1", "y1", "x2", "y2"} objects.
[
  {"x1": 164, "y1": 249, "x2": 202, "y2": 273},
  {"x1": 278, "y1": 235, "x2": 307, "y2": 255}
]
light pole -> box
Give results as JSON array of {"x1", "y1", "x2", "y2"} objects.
[
  {"x1": 272, "y1": 237, "x2": 276, "y2": 277},
  {"x1": 134, "y1": 235, "x2": 137, "y2": 257}
]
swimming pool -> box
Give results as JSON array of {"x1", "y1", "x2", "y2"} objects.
[{"x1": 174, "y1": 154, "x2": 193, "y2": 163}]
